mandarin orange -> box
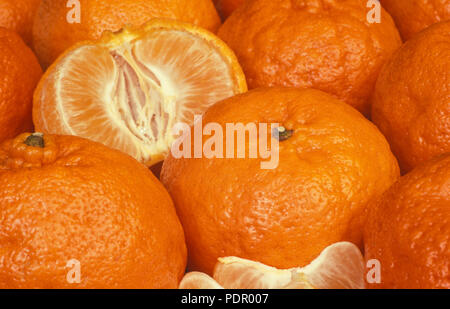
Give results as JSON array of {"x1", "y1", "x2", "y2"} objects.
[
  {"x1": 371, "y1": 21, "x2": 450, "y2": 173},
  {"x1": 33, "y1": 0, "x2": 221, "y2": 68},
  {"x1": 0, "y1": 0, "x2": 41, "y2": 45},
  {"x1": 0, "y1": 133, "x2": 187, "y2": 288},
  {"x1": 161, "y1": 88, "x2": 400, "y2": 274},
  {"x1": 380, "y1": 0, "x2": 450, "y2": 41},
  {"x1": 217, "y1": 0, "x2": 402, "y2": 116},
  {"x1": 0, "y1": 27, "x2": 42, "y2": 143},
  {"x1": 364, "y1": 153, "x2": 450, "y2": 289}
]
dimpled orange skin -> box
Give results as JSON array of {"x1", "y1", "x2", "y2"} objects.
[
  {"x1": 217, "y1": 0, "x2": 402, "y2": 117},
  {"x1": 0, "y1": 28, "x2": 42, "y2": 143},
  {"x1": 0, "y1": 0, "x2": 41, "y2": 45},
  {"x1": 33, "y1": 0, "x2": 221, "y2": 68},
  {"x1": 0, "y1": 133, "x2": 187, "y2": 288},
  {"x1": 161, "y1": 88, "x2": 400, "y2": 275},
  {"x1": 371, "y1": 21, "x2": 450, "y2": 174},
  {"x1": 214, "y1": 0, "x2": 245, "y2": 19},
  {"x1": 380, "y1": 0, "x2": 450, "y2": 41},
  {"x1": 364, "y1": 154, "x2": 450, "y2": 289}
]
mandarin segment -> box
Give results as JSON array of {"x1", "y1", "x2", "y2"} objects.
[
  {"x1": 178, "y1": 272, "x2": 224, "y2": 289},
  {"x1": 179, "y1": 242, "x2": 365, "y2": 289},
  {"x1": 0, "y1": 133, "x2": 187, "y2": 288}
]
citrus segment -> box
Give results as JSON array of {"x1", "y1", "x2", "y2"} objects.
[
  {"x1": 214, "y1": 242, "x2": 364, "y2": 289},
  {"x1": 179, "y1": 272, "x2": 224, "y2": 289},
  {"x1": 300, "y1": 242, "x2": 366, "y2": 289},
  {"x1": 33, "y1": 19, "x2": 247, "y2": 166},
  {"x1": 178, "y1": 242, "x2": 365, "y2": 289},
  {"x1": 214, "y1": 257, "x2": 313, "y2": 289}
]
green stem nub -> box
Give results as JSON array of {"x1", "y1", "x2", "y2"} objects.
[
  {"x1": 273, "y1": 126, "x2": 293, "y2": 141},
  {"x1": 24, "y1": 133, "x2": 45, "y2": 148}
]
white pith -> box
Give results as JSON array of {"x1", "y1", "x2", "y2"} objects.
[
  {"x1": 45, "y1": 29, "x2": 237, "y2": 163},
  {"x1": 213, "y1": 242, "x2": 366, "y2": 289}
]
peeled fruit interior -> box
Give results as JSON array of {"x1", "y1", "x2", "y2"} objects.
[
  {"x1": 34, "y1": 23, "x2": 245, "y2": 165},
  {"x1": 179, "y1": 242, "x2": 366, "y2": 289}
]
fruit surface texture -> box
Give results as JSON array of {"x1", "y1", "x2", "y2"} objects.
[
  {"x1": 0, "y1": 133, "x2": 187, "y2": 288},
  {"x1": 365, "y1": 153, "x2": 450, "y2": 289},
  {"x1": 372, "y1": 21, "x2": 450, "y2": 174},
  {"x1": 33, "y1": 0, "x2": 221, "y2": 68},
  {"x1": 0, "y1": 0, "x2": 40, "y2": 45},
  {"x1": 0, "y1": 27, "x2": 42, "y2": 143},
  {"x1": 161, "y1": 88, "x2": 400, "y2": 274},
  {"x1": 218, "y1": 0, "x2": 402, "y2": 116},
  {"x1": 380, "y1": 0, "x2": 450, "y2": 41}
]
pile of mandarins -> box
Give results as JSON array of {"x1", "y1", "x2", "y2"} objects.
[{"x1": 0, "y1": 0, "x2": 448, "y2": 289}]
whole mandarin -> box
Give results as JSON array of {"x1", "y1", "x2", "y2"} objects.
[
  {"x1": 365, "y1": 153, "x2": 450, "y2": 289},
  {"x1": 161, "y1": 88, "x2": 400, "y2": 274},
  {"x1": 0, "y1": 133, "x2": 187, "y2": 288},
  {"x1": 218, "y1": 0, "x2": 402, "y2": 116},
  {"x1": 33, "y1": 0, "x2": 221, "y2": 68},
  {"x1": 371, "y1": 21, "x2": 450, "y2": 173},
  {"x1": 380, "y1": 0, "x2": 450, "y2": 41},
  {"x1": 0, "y1": 27, "x2": 42, "y2": 143}
]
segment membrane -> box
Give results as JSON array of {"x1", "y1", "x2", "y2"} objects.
[{"x1": 55, "y1": 29, "x2": 237, "y2": 163}]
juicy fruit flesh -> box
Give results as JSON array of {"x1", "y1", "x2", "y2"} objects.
[
  {"x1": 179, "y1": 242, "x2": 366, "y2": 289},
  {"x1": 215, "y1": 257, "x2": 312, "y2": 289},
  {"x1": 36, "y1": 29, "x2": 238, "y2": 164}
]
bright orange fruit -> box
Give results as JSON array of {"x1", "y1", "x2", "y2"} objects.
[
  {"x1": 33, "y1": 0, "x2": 222, "y2": 68},
  {"x1": 214, "y1": 0, "x2": 244, "y2": 20},
  {"x1": 364, "y1": 153, "x2": 450, "y2": 289},
  {"x1": 161, "y1": 88, "x2": 400, "y2": 274},
  {"x1": 371, "y1": 21, "x2": 450, "y2": 174},
  {"x1": 380, "y1": 0, "x2": 450, "y2": 41},
  {"x1": 0, "y1": 133, "x2": 187, "y2": 288},
  {"x1": 0, "y1": 27, "x2": 42, "y2": 143},
  {"x1": 217, "y1": 0, "x2": 402, "y2": 116},
  {"x1": 33, "y1": 19, "x2": 247, "y2": 166},
  {"x1": 0, "y1": 0, "x2": 41, "y2": 45}
]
